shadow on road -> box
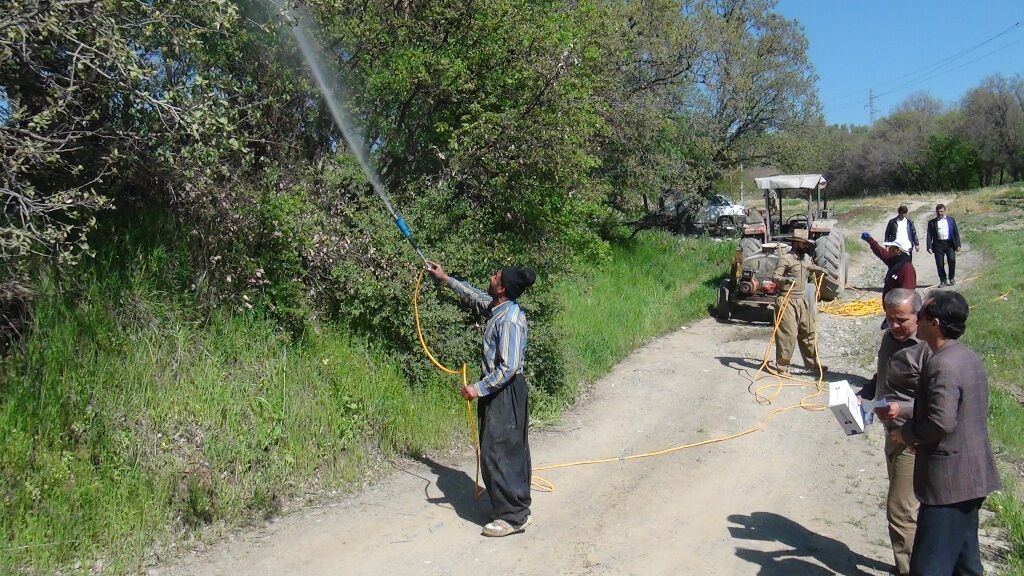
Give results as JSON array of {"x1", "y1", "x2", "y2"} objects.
[
  {"x1": 715, "y1": 356, "x2": 871, "y2": 391},
  {"x1": 728, "y1": 512, "x2": 892, "y2": 576},
  {"x1": 407, "y1": 456, "x2": 492, "y2": 526}
]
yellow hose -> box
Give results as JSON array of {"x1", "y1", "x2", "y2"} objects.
[
  {"x1": 412, "y1": 272, "x2": 486, "y2": 500},
  {"x1": 412, "y1": 268, "x2": 831, "y2": 495}
]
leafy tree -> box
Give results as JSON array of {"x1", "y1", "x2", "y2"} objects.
[
  {"x1": 594, "y1": 0, "x2": 819, "y2": 226},
  {"x1": 918, "y1": 133, "x2": 980, "y2": 191},
  {"x1": 960, "y1": 74, "x2": 1024, "y2": 185}
]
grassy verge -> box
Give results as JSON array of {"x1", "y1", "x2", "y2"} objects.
[
  {"x1": 0, "y1": 262, "x2": 459, "y2": 574},
  {"x1": 951, "y1": 183, "x2": 1024, "y2": 573},
  {"x1": 549, "y1": 231, "x2": 733, "y2": 415}
]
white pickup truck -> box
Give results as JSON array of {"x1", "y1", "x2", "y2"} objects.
[{"x1": 690, "y1": 194, "x2": 748, "y2": 232}]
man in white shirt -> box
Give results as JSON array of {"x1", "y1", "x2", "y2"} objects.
[{"x1": 884, "y1": 205, "x2": 920, "y2": 260}]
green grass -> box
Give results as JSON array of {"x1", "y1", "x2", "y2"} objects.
[
  {"x1": 845, "y1": 236, "x2": 865, "y2": 256},
  {"x1": 952, "y1": 183, "x2": 1024, "y2": 574},
  {"x1": 0, "y1": 265, "x2": 458, "y2": 574},
  {"x1": 553, "y1": 231, "x2": 733, "y2": 404},
  {"x1": 958, "y1": 189, "x2": 1024, "y2": 391}
]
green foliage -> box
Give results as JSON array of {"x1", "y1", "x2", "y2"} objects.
[
  {"x1": 0, "y1": 249, "x2": 458, "y2": 574},
  {"x1": 798, "y1": 75, "x2": 1024, "y2": 197},
  {"x1": 596, "y1": 0, "x2": 820, "y2": 214},
  {"x1": 916, "y1": 134, "x2": 981, "y2": 191}
]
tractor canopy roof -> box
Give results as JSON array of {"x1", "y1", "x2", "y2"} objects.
[{"x1": 753, "y1": 174, "x2": 827, "y2": 191}]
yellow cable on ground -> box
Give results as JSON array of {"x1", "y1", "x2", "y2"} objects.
[
  {"x1": 411, "y1": 267, "x2": 836, "y2": 496},
  {"x1": 821, "y1": 274, "x2": 988, "y2": 318},
  {"x1": 819, "y1": 297, "x2": 883, "y2": 317}
]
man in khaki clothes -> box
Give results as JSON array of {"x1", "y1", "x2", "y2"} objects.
[
  {"x1": 869, "y1": 288, "x2": 932, "y2": 576},
  {"x1": 771, "y1": 229, "x2": 827, "y2": 374}
]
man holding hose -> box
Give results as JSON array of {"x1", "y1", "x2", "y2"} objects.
[
  {"x1": 772, "y1": 229, "x2": 828, "y2": 375},
  {"x1": 425, "y1": 261, "x2": 536, "y2": 537}
]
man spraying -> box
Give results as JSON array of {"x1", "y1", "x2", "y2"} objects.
[{"x1": 425, "y1": 261, "x2": 536, "y2": 537}]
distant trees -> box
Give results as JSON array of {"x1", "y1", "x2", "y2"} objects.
[
  {"x1": 961, "y1": 75, "x2": 1024, "y2": 185},
  {"x1": 795, "y1": 75, "x2": 1024, "y2": 197}
]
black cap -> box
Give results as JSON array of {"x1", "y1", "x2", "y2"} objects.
[{"x1": 500, "y1": 267, "x2": 536, "y2": 300}]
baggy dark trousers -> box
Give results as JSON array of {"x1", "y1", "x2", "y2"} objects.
[
  {"x1": 932, "y1": 239, "x2": 957, "y2": 282},
  {"x1": 477, "y1": 373, "x2": 531, "y2": 525}
]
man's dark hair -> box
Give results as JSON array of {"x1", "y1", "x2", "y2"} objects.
[
  {"x1": 921, "y1": 290, "x2": 968, "y2": 339},
  {"x1": 898, "y1": 205, "x2": 909, "y2": 215},
  {"x1": 936, "y1": 203, "x2": 946, "y2": 211}
]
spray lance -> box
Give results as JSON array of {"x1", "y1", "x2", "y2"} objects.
[
  {"x1": 369, "y1": 184, "x2": 428, "y2": 264},
  {"x1": 284, "y1": 3, "x2": 428, "y2": 265}
]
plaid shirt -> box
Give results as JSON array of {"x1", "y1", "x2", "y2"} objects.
[{"x1": 446, "y1": 277, "x2": 528, "y2": 397}]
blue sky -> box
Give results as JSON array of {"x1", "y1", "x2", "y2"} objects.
[{"x1": 774, "y1": 0, "x2": 1024, "y2": 126}]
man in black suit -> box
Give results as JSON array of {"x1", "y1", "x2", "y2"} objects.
[
  {"x1": 893, "y1": 291, "x2": 1000, "y2": 576},
  {"x1": 925, "y1": 204, "x2": 961, "y2": 286}
]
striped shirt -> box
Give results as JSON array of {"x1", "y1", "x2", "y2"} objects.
[{"x1": 446, "y1": 277, "x2": 529, "y2": 398}]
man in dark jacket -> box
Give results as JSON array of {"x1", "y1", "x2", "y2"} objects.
[
  {"x1": 861, "y1": 232, "x2": 917, "y2": 299},
  {"x1": 925, "y1": 204, "x2": 962, "y2": 286},
  {"x1": 893, "y1": 291, "x2": 1001, "y2": 576},
  {"x1": 885, "y1": 205, "x2": 920, "y2": 259}
]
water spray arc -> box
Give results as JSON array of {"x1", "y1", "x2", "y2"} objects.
[{"x1": 284, "y1": 4, "x2": 427, "y2": 263}]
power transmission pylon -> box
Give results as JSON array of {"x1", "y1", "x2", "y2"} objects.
[{"x1": 866, "y1": 89, "x2": 877, "y2": 124}]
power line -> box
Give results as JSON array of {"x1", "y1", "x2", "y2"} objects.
[
  {"x1": 871, "y1": 35, "x2": 1024, "y2": 100},
  {"x1": 828, "y1": 34, "x2": 1024, "y2": 115},
  {"x1": 822, "y1": 19, "x2": 1023, "y2": 106}
]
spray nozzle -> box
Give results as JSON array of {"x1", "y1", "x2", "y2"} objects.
[
  {"x1": 395, "y1": 215, "x2": 413, "y2": 239},
  {"x1": 394, "y1": 215, "x2": 427, "y2": 262}
]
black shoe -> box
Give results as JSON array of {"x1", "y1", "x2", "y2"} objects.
[
  {"x1": 949, "y1": 279, "x2": 956, "y2": 286},
  {"x1": 938, "y1": 281, "x2": 948, "y2": 287}
]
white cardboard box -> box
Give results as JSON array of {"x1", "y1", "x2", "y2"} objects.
[{"x1": 828, "y1": 379, "x2": 865, "y2": 435}]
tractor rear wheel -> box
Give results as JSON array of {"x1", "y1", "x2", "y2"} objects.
[{"x1": 814, "y1": 229, "x2": 846, "y2": 301}]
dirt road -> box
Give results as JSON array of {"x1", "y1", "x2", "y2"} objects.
[{"x1": 157, "y1": 199, "x2": 994, "y2": 576}]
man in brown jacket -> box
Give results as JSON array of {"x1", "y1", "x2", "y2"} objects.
[{"x1": 893, "y1": 290, "x2": 1001, "y2": 576}]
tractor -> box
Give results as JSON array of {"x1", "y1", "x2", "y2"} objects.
[{"x1": 717, "y1": 174, "x2": 848, "y2": 321}]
